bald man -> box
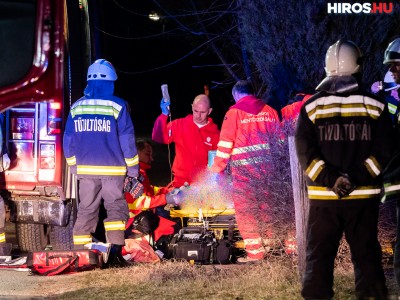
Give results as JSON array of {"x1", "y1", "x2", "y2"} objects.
[{"x1": 152, "y1": 94, "x2": 220, "y2": 187}]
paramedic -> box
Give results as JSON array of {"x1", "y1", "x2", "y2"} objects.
[
  {"x1": 125, "y1": 138, "x2": 178, "y2": 242},
  {"x1": 295, "y1": 40, "x2": 393, "y2": 299},
  {"x1": 63, "y1": 59, "x2": 139, "y2": 267},
  {"x1": 152, "y1": 94, "x2": 220, "y2": 188},
  {"x1": 210, "y1": 80, "x2": 280, "y2": 263}
]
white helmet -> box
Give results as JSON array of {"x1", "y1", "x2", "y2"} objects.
[
  {"x1": 324, "y1": 40, "x2": 362, "y2": 76},
  {"x1": 87, "y1": 59, "x2": 118, "y2": 81},
  {"x1": 383, "y1": 71, "x2": 400, "y2": 91},
  {"x1": 383, "y1": 38, "x2": 400, "y2": 65}
]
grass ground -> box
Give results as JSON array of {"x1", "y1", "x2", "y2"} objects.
[{"x1": 30, "y1": 258, "x2": 398, "y2": 300}]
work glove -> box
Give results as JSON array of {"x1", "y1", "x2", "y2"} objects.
[
  {"x1": 124, "y1": 175, "x2": 145, "y2": 199},
  {"x1": 2, "y1": 153, "x2": 10, "y2": 170},
  {"x1": 160, "y1": 98, "x2": 170, "y2": 115},
  {"x1": 165, "y1": 184, "x2": 189, "y2": 206},
  {"x1": 332, "y1": 175, "x2": 356, "y2": 198}
]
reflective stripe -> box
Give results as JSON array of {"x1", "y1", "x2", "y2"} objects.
[
  {"x1": 388, "y1": 103, "x2": 397, "y2": 115},
  {"x1": 0, "y1": 232, "x2": 5, "y2": 243},
  {"x1": 73, "y1": 235, "x2": 92, "y2": 245},
  {"x1": 305, "y1": 159, "x2": 325, "y2": 181},
  {"x1": 218, "y1": 140, "x2": 233, "y2": 149},
  {"x1": 216, "y1": 150, "x2": 231, "y2": 159},
  {"x1": 364, "y1": 156, "x2": 381, "y2": 177},
  {"x1": 305, "y1": 96, "x2": 384, "y2": 123},
  {"x1": 231, "y1": 156, "x2": 266, "y2": 167},
  {"x1": 232, "y1": 143, "x2": 269, "y2": 155},
  {"x1": 125, "y1": 155, "x2": 139, "y2": 167},
  {"x1": 77, "y1": 165, "x2": 126, "y2": 176},
  {"x1": 143, "y1": 197, "x2": 152, "y2": 209},
  {"x1": 307, "y1": 186, "x2": 381, "y2": 200},
  {"x1": 66, "y1": 156, "x2": 76, "y2": 165},
  {"x1": 71, "y1": 99, "x2": 122, "y2": 119},
  {"x1": 243, "y1": 237, "x2": 262, "y2": 246},
  {"x1": 384, "y1": 183, "x2": 400, "y2": 194},
  {"x1": 104, "y1": 221, "x2": 126, "y2": 231},
  {"x1": 247, "y1": 248, "x2": 265, "y2": 255}
]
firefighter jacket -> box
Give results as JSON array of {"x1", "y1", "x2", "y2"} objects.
[
  {"x1": 211, "y1": 95, "x2": 280, "y2": 175},
  {"x1": 63, "y1": 80, "x2": 139, "y2": 178},
  {"x1": 125, "y1": 162, "x2": 168, "y2": 218},
  {"x1": 295, "y1": 90, "x2": 395, "y2": 206},
  {"x1": 152, "y1": 114, "x2": 220, "y2": 187}
]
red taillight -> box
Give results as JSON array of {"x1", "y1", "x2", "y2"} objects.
[
  {"x1": 40, "y1": 144, "x2": 55, "y2": 169},
  {"x1": 48, "y1": 102, "x2": 62, "y2": 134}
]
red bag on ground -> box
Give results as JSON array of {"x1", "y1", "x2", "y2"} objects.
[
  {"x1": 122, "y1": 238, "x2": 160, "y2": 263},
  {"x1": 27, "y1": 249, "x2": 103, "y2": 276}
]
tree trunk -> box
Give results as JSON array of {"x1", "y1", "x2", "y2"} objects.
[{"x1": 288, "y1": 136, "x2": 309, "y2": 280}]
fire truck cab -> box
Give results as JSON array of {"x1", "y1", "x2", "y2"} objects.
[{"x1": 0, "y1": 0, "x2": 92, "y2": 252}]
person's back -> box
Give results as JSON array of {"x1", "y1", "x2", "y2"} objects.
[
  {"x1": 63, "y1": 59, "x2": 139, "y2": 267},
  {"x1": 211, "y1": 80, "x2": 280, "y2": 263},
  {"x1": 212, "y1": 81, "x2": 279, "y2": 176},
  {"x1": 295, "y1": 39, "x2": 393, "y2": 300}
]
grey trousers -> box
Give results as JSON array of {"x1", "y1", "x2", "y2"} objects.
[{"x1": 73, "y1": 177, "x2": 128, "y2": 248}]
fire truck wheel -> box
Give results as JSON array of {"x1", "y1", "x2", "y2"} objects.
[
  {"x1": 49, "y1": 217, "x2": 74, "y2": 250},
  {"x1": 16, "y1": 223, "x2": 48, "y2": 253}
]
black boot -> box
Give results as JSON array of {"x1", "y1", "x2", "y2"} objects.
[{"x1": 103, "y1": 244, "x2": 131, "y2": 268}]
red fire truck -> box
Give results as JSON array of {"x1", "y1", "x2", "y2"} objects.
[{"x1": 0, "y1": 0, "x2": 93, "y2": 252}]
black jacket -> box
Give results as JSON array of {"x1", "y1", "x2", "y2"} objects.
[{"x1": 295, "y1": 89, "x2": 395, "y2": 206}]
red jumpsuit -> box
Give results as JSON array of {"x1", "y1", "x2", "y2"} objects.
[
  {"x1": 152, "y1": 114, "x2": 220, "y2": 187},
  {"x1": 125, "y1": 162, "x2": 175, "y2": 241},
  {"x1": 211, "y1": 95, "x2": 280, "y2": 260}
]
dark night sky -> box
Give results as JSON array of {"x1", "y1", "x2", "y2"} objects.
[{"x1": 94, "y1": 1, "x2": 232, "y2": 136}]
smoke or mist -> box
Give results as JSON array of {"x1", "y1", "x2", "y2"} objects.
[{"x1": 178, "y1": 170, "x2": 234, "y2": 212}]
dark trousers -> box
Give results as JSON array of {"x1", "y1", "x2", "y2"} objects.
[
  {"x1": 301, "y1": 201, "x2": 387, "y2": 300},
  {"x1": 394, "y1": 199, "x2": 400, "y2": 287}
]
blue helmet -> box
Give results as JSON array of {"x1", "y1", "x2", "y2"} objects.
[{"x1": 87, "y1": 59, "x2": 117, "y2": 81}]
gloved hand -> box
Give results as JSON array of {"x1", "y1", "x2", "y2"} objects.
[
  {"x1": 2, "y1": 153, "x2": 10, "y2": 170},
  {"x1": 165, "y1": 184, "x2": 189, "y2": 206},
  {"x1": 160, "y1": 98, "x2": 170, "y2": 115},
  {"x1": 165, "y1": 188, "x2": 182, "y2": 205},
  {"x1": 332, "y1": 175, "x2": 356, "y2": 198},
  {"x1": 124, "y1": 175, "x2": 145, "y2": 199}
]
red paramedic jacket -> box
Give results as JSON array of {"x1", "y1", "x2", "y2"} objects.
[
  {"x1": 152, "y1": 114, "x2": 220, "y2": 187},
  {"x1": 211, "y1": 95, "x2": 280, "y2": 176}
]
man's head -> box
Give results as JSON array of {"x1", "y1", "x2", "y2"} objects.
[
  {"x1": 87, "y1": 59, "x2": 118, "y2": 82},
  {"x1": 191, "y1": 94, "x2": 212, "y2": 125},
  {"x1": 136, "y1": 139, "x2": 153, "y2": 165},
  {"x1": 384, "y1": 38, "x2": 400, "y2": 84},
  {"x1": 232, "y1": 80, "x2": 254, "y2": 102}
]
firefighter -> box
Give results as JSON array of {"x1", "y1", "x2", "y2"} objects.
[
  {"x1": 210, "y1": 80, "x2": 280, "y2": 263},
  {"x1": 124, "y1": 138, "x2": 178, "y2": 243},
  {"x1": 370, "y1": 70, "x2": 400, "y2": 123},
  {"x1": 63, "y1": 59, "x2": 140, "y2": 267},
  {"x1": 381, "y1": 37, "x2": 400, "y2": 288},
  {"x1": 295, "y1": 40, "x2": 394, "y2": 299},
  {"x1": 152, "y1": 94, "x2": 220, "y2": 188}
]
